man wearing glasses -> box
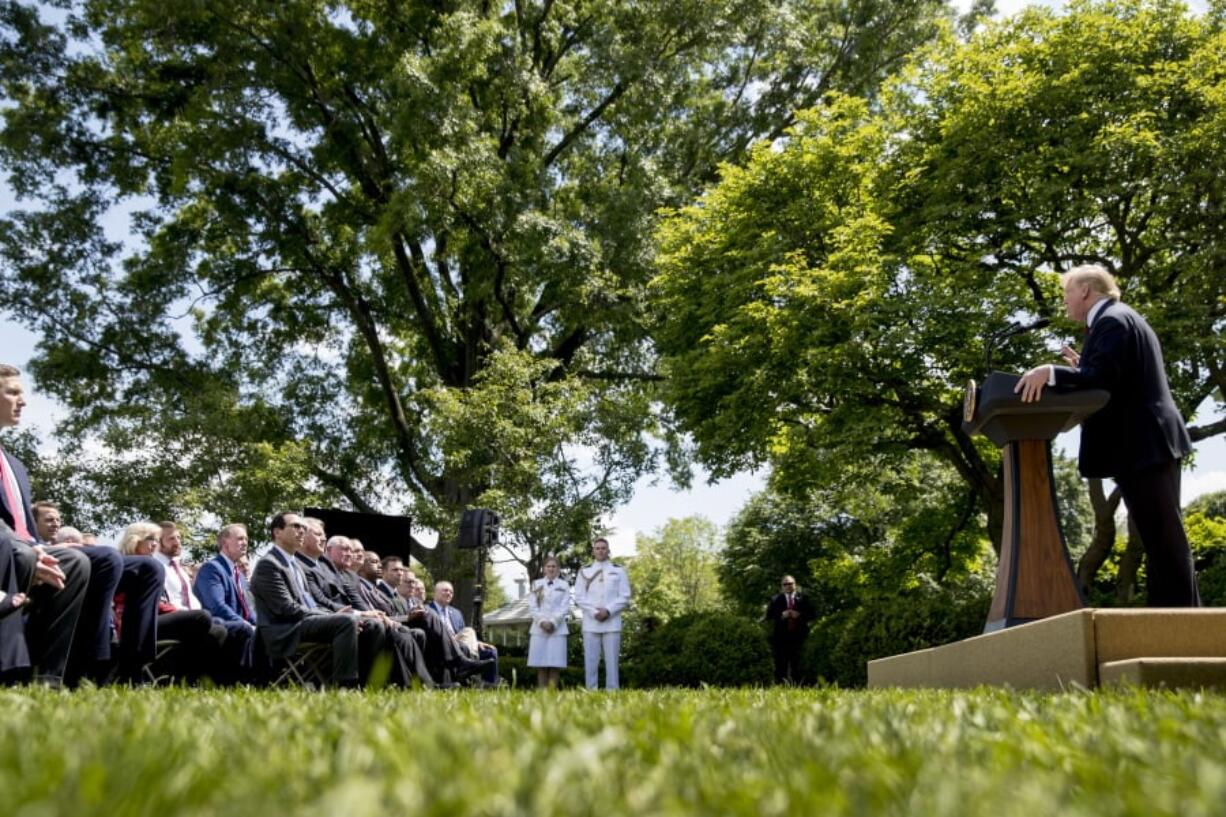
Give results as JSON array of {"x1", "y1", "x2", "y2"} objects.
[
  {"x1": 250, "y1": 512, "x2": 361, "y2": 686},
  {"x1": 766, "y1": 575, "x2": 816, "y2": 685}
]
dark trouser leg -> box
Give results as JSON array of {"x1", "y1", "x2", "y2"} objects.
[
  {"x1": 12, "y1": 542, "x2": 90, "y2": 683},
  {"x1": 158, "y1": 609, "x2": 225, "y2": 681},
  {"x1": 387, "y1": 626, "x2": 434, "y2": 686},
  {"x1": 115, "y1": 556, "x2": 165, "y2": 681},
  {"x1": 299, "y1": 613, "x2": 360, "y2": 685},
  {"x1": 356, "y1": 619, "x2": 388, "y2": 683},
  {"x1": 65, "y1": 546, "x2": 122, "y2": 685},
  {"x1": 0, "y1": 535, "x2": 31, "y2": 675},
  {"x1": 478, "y1": 644, "x2": 498, "y2": 684},
  {"x1": 1117, "y1": 458, "x2": 1200, "y2": 607},
  {"x1": 772, "y1": 640, "x2": 788, "y2": 683}
]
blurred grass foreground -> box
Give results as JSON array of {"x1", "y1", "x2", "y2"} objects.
[{"x1": 3, "y1": 686, "x2": 1226, "y2": 817}]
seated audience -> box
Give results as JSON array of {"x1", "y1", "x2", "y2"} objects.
[
  {"x1": 0, "y1": 530, "x2": 30, "y2": 676},
  {"x1": 249, "y1": 512, "x2": 362, "y2": 687},
  {"x1": 52, "y1": 526, "x2": 84, "y2": 545},
  {"x1": 377, "y1": 556, "x2": 404, "y2": 601},
  {"x1": 120, "y1": 522, "x2": 229, "y2": 682},
  {"x1": 32, "y1": 500, "x2": 162, "y2": 685},
  {"x1": 194, "y1": 523, "x2": 257, "y2": 634},
  {"x1": 428, "y1": 581, "x2": 499, "y2": 686}
]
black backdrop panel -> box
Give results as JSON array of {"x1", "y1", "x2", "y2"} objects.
[{"x1": 303, "y1": 507, "x2": 416, "y2": 561}]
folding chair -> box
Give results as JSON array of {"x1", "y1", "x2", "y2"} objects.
[
  {"x1": 141, "y1": 639, "x2": 181, "y2": 686},
  {"x1": 271, "y1": 642, "x2": 332, "y2": 689}
]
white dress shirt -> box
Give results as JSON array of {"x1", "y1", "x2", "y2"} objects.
[{"x1": 154, "y1": 551, "x2": 201, "y2": 610}]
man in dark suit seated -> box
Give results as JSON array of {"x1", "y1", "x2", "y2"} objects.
[
  {"x1": 428, "y1": 581, "x2": 500, "y2": 686},
  {"x1": 3, "y1": 525, "x2": 91, "y2": 686},
  {"x1": 0, "y1": 530, "x2": 30, "y2": 676},
  {"x1": 1, "y1": 364, "x2": 149, "y2": 686},
  {"x1": 30, "y1": 499, "x2": 164, "y2": 686},
  {"x1": 250, "y1": 511, "x2": 362, "y2": 687},
  {"x1": 1016, "y1": 264, "x2": 1200, "y2": 606},
  {"x1": 355, "y1": 555, "x2": 490, "y2": 684},
  {"x1": 294, "y1": 521, "x2": 432, "y2": 686},
  {"x1": 379, "y1": 556, "x2": 406, "y2": 605},
  {"x1": 765, "y1": 575, "x2": 816, "y2": 684}
]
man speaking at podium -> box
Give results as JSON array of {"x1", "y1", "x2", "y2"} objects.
[{"x1": 1014, "y1": 264, "x2": 1199, "y2": 607}]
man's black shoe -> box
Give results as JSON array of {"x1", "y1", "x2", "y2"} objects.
[{"x1": 452, "y1": 658, "x2": 494, "y2": 681}]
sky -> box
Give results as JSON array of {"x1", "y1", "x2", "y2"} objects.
[{"x1": 1, "y1": 0, "x2": 1222, "y2": 596}]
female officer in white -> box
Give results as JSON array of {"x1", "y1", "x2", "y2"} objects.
[
  {"x1": 527, "y1": 556, "x2": 570, "y2": 688},
  {"x1": 573, "y1": 537, "x2": 631, "y2": 689}
]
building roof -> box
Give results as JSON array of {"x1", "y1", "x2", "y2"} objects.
[{"x1": 483, "y1": 596, "x2": 581, "y2": 627}]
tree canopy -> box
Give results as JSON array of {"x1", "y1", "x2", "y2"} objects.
[
  {"x1": 0, "y1": 0, "x2": 956, "y2": 595},
  {"x1": 625, "y1": 515, "x2": 724, "y2": 625},
  {"x1": 653, "y1": 0, "x2": 1226, "y2": 570}
]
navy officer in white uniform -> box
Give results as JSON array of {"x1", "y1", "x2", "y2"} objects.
[{"x1": 574, "y1": 537, "x2": 631, "y2": 690}]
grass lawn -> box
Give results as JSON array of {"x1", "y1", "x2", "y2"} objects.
[{"x1": 3, "y1": 685, "x2": 1225, "y2": 816}]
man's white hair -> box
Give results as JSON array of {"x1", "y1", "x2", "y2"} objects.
[{"x1": 53, "y1": 526, "x2": 84, "y2": 545}]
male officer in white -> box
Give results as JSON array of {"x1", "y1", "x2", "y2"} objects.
[{"x1": 574, "y1": 537, "x2": 631, "y2": 689}]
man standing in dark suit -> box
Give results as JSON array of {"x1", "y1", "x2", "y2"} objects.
[
  {"x1": 766, "y1": 575, "x2": 815, "y2": 684},
  {"x1": 1016, "y1": 264, "x2": 1199, "y2": 606},
  {"x1": 250, "y1": 511, "x2": 362, "y2": 686}
]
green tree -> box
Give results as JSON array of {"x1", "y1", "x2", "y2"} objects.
[
  {"x1": 626, "y1": 515, "x2": 723, "y2": 625},
  {"x1": 1186, "y1": 490, "x2": 1226, "y2": 519},
  {"x1": 719, "y1": 456, "x2": 993, "y2": 684},
  {"x1": 0, "y1": 0, "x2": 955, "y2": 607},
  {"x1": 653, "y1": 0, "x2": 1225, "y2": 586}
]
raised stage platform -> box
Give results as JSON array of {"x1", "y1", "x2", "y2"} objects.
[{"x1": 867, "y1": 609, "x2": 1226, "y2": 691}]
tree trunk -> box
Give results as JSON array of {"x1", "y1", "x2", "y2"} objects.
[
  {"x1": 1115, "y1": 515, "x2": 1144, "y2": 604},
  {"x1": 1076, "y1": 479, "x2": 1122, "y2": 591}
]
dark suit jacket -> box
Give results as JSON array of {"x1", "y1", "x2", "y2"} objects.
[
  {"x1": 194, "y1": 554, "x2": 255, "y2": 625},
  {"x1": 766, "y1": 592, "x2": 816, "y2": 642},
  {"x1": 426, "y1": 601, "x2": 466, "y2": 633},
  {"x1": 296, "y1": 553, "x2": 351, "y2": 613},
  {"x1": 0, "y1": 530, "x2": 31, "y2": 672},
  {"x1": 359, "y1": 577, "x2": 397, "y2": 615},
  {"x1": 1052, "y1": 300, "x2": 1192, "y2": 479},
  {"x1": 251, "y1": 547, "x2": 333, "y2": 658},
  {"x1": 0, "y1": 449, "x2": 38, "y2": 542}
]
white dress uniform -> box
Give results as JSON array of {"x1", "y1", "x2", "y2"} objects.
[
  {"x1": 527, "y1": 577, "x2": 570, "y2": 669},
  {"x1": 573, "y1": 559, "x2": 631, "y2": 689}
]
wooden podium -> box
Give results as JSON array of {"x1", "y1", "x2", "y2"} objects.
[{"x1": 962, "y1": 372, "x2": 1108, "y2": 633}]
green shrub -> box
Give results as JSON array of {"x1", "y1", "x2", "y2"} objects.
[
  {"x1": 625, "y1": 612, "x2": 772, "y2": 687},
  {"x1": 818, "y1": 579, "x2": 991, "y2": 687},
  {"x1": 497, "y1": 647, "x2": 586, "y2": 688}
]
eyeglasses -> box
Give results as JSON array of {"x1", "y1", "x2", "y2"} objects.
[{"x1": 289, "y1": 522, "x2": 306, "y2": 530}]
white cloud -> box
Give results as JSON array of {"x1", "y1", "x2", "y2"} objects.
[{"x1": 1185, "y1": 470, "x2": 1226, "y2": 505}]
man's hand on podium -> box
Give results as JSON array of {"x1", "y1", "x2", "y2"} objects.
[{"x1": 1015, "y1": 365, "x2": 1052, "y2": 403}]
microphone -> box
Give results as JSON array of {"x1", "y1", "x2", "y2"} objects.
[
  {"x1": 986, "y1": 317, "x2": 1051, "y2": 373},
  {"x1": 991, "y1": 316, "x2": 1050, "y2": 338},
  {"x1": 1004, "y1": 317, "x2": 1050, "y2": 337}
]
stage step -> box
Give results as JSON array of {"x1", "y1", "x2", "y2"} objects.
[
  {"x1": 1100, "y1": 657, "x2": 1226, "y2": 690},
  {"x1": 867, "y1": 608, "x2": 1226, "y2": 691}
]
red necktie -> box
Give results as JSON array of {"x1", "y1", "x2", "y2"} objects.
[
  {"x1": 0, "y1": 452, "x2": 32, "y2": 541},
  {"x1": 233, "y1": 564, "x2": 252, "y2": 621},
  {"x1": 170, "y1": 559, "x2": 192, "y2": 608}
]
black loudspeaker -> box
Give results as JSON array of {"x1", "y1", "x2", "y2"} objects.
[{"x1": 458, "y1": 508, "x2": 500, "y2": 550}]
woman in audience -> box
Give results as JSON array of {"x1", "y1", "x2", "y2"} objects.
[
  {"x1": 118, "y1": 522, "x2": 226, "y2": 681},
  {"x1": 527, "y1": 556, "x2": 570, "y2": 689}
]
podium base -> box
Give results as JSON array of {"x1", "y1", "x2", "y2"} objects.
[{"x1": 868, "y1": 608, "x2": 1226, "y2": 691}]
